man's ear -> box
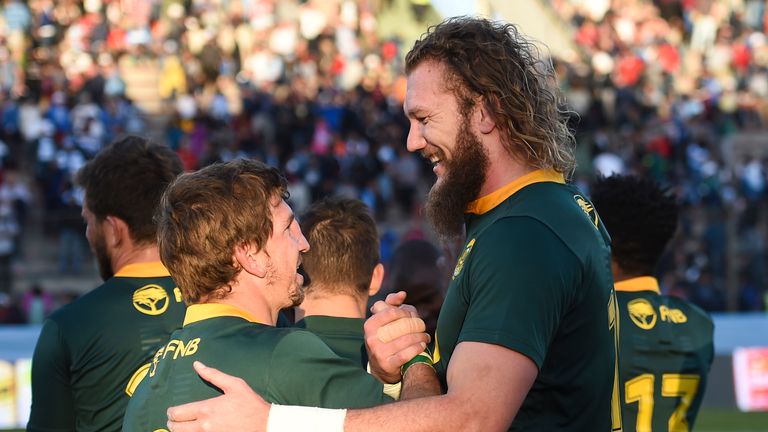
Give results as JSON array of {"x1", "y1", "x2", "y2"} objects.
[
  {"x1": 368, "y1": 263, "x2": 385, "y2": 297},
  {"x1": 104, "y1": 215, "x2": 128, "y2": 248},
  {"x1": 234, "y1": 242, "x2": 267, "y2": 278},
  {"x1": 475, "y1": 97, "x2": 497, "y2": 135}
]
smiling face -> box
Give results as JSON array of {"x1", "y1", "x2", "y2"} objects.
[
  {"x1": 404, "y1": 60, "x2": 464, "y2": 181},
  {"x1": 261, "y1": 199, "x2": 310, "y2": 309},
  {"x1": 404, "y1": 60, "x2": 489, "y2": 240}
]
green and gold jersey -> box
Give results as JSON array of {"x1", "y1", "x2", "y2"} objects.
[
  {"x1": 295, "y1": 315, "x2": 367, "y2": 368},
  {"x1": 28, "y1": 262, "x2": 186, "y2": 432},
  {"x1": 433, "y1": 169, "x2": 617, "y2": 432},
  {"x1": 616, "y1": 277, "x2": 714, "y2": 432},
  {"x1": 123, "y1": 304, "x2": 391, "y2": 432}
]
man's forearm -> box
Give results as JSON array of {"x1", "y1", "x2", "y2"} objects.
[
  {"x1": 343, "y1": 393, "x2": 471, "y2": 432},
  {"x1": 399, "y1": 363, "x2": 441, "y2": 400}
]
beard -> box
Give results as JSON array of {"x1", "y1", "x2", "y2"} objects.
[
  {"x1": 425, "y1": 122, "x2": 489, "y2": 241},
  {"x1": 92, "y1": 230, "x2": 114, "y2": 281},
  {"x1": 266, "y1": 259, "x2": 305, "y2": 308},
  {"x1": 287, "y1": 278, "x2": 305, "y2": 307}
]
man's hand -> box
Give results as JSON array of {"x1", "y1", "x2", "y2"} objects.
[
  {"x1": 167, "y1": 361, "x2": 269, "y2": 432},
  {"x1": 366, "y1": 292, "x2": 430, "y2": 384}
]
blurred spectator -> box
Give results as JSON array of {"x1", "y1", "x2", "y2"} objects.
[
  {"x1": 56, "y1": 180, "x2": 85, "y2": 274},
  {"x1": 0, "y1": 201, "x2": 18, "y2": 293},
  {"x1": 20, "y1": 284, "x2": 54, "y2": 324}
]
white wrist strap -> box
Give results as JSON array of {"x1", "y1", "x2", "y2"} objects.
[{"x1": 267, "y1": 404, "x2": 346, "y2": 432}]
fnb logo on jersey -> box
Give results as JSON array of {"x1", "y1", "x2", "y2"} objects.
[{"x1": 628, "y1": 299, "x2": 689, "y2": 330}]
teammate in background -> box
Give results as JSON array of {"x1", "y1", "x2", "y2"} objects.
[
  {"x1": 28, "y1": 136, "x2": 186, "y2": 431},
  {"x1": 166, "y1": 17, "x2": 617, "y2": 432},
  {"x1": 123, "y1": 160, "x2": 438, "y2": 431},
  {"x1": 591, "y1": 174, "x2": 715, "y2": 432},
  {"x1": 294, "y1": 197, "x2": 384, "y2": 368}
]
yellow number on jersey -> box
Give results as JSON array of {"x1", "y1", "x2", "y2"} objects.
[
  {"x1": 625, "y1": 373, "x2": 701, "y2": 432},
  {"x1": 625, "y1": 374, "x2": 655, "y2": 432},
  {"x1": 608, "y1": 291, "x2": 623, "y2": 431},
  {"x1": 662, "y1": 374, "x2": 700, "y2": 431}
]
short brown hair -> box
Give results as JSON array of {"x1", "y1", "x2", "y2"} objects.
[
  {"x1": 156, "y1": 159, "x2": 288, "y2": 304},
  {"x1": 76, "y1": 135, "x2": 183, "y2": 245},
  {"x1": 300, "y1": 197, "x2": 379, "y2": 298},
  {"x1": 405, "y1": 17, "x2": 575, "y2": 174}
]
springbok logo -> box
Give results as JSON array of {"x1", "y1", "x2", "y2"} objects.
[
  {"x1": 132, "y1": 284, "x2": 169, "y2": 315},
  {"x1": 452, "y1": 238, "x2": 476, "y2": 280},
  {"x1": 574, "y1": 195, "x2": 599, "y2": 228},
  {"x1": 628, "y1": 298, "x2": 657, "y2": 330}
]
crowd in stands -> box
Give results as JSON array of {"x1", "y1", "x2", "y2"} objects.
[
  {"x1": 552, "y1": 0, "x2": 768, "y2": 311},
  {"x1": 0, "y1": 0, "x2": 766, "y2": 323}
]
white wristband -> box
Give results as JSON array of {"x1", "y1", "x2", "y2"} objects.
[{"x1": 267, "y1": 404, "x2": 346, "y2": 432}]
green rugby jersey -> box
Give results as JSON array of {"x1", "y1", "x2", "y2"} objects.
[
  {"x1": 28, "y1": 262, "x2": 186, "y2": 432},
  {"x1": 123, "y1": 303, "x2": 391, "y2": 431},
  {"x1": 295, "y1": 315, "x2": 368, "y2": 368},
  {"x1": 433, "y1": 169, "x2": 617, "y2": 431},
  {"x1": 616, "y1": 277, "x2": 714, "y2": 432}
]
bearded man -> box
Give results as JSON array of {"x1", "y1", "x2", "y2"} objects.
[
  {"x1": 166, "y1": 17, "x2": 619, "y2": 432},
  {"x1": 28, "y1": 136, "x2": 187, "y2": 431}
]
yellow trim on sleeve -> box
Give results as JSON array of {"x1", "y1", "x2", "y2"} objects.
[
  {"x1": 183, "y1": 303, "x2": 261, "y2": 327},
  {"x1": 114, "y1": 261, "x2": 171, "y2": 278},
  {"x1": 465, "y1": 169, "x2": 565, "y2": 215},
  {"x1": 614, "y1": 276, "x2": 660, "y2": 294}
]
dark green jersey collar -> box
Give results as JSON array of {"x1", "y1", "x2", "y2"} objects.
[{"x1": 465, "y1": 169, "x2": 565, "y2": 215}]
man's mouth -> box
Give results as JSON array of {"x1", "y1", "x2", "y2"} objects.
[{"x1": 423, "y1": 151, "x2": 444, "y2": 172}]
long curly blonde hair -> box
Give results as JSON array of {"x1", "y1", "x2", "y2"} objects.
[{"x1": 405, "y1": 17, "x2": 575, "y2": 175}]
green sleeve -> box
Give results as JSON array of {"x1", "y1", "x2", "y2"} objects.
[
  {"x1": 460, "y1": 217, "x2": 581, "y2": 368},
  {"x1": 266, "y1": 330, "x2": 392, "y2": 409},
  {"x1": 28, "y1": 319, "x2": 76, "y2": 432}
]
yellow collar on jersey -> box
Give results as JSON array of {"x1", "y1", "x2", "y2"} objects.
[
  {"x1": 614, "y1": 276, "x2": 660, "y2": 294},
  {"x1": 183, "y1": 303, "x2": 261, "y2": 327},
  {"x1": 465, "y1": 169, "x2": 565, "y2": 215},
  {"x1": 114, "y1": 261, "x2": 171, "y2": 278}
]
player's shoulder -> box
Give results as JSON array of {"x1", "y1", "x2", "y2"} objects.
[
  {"x1": 214, "y1": 324, "x2": 330, "y2": 357},
  {"x1": 48, "y1": 279, "x2": 112, "y2": 325},
  {"x1": 269, "y1": 327, "x2": 335, "y2": 354},
  {"x1": 489, "y1": 182, "x2": 608, "y2": 251}
]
